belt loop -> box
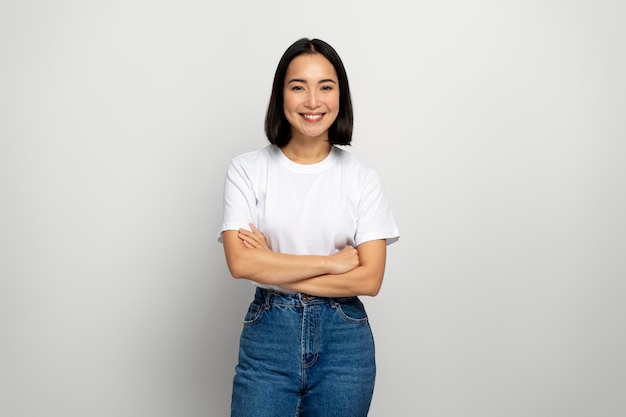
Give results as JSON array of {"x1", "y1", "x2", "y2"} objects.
[{"x1": 263, "y1": 289, "x2": 272, "y2": 310}]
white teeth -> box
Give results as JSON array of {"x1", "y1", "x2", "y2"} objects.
[{"x1": 303, "y1": 114, "x2": 322, "y2": 120}]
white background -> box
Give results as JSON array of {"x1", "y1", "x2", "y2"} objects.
[{"x1": 1, "y1": 1, "x2": 625, "y2": 416}]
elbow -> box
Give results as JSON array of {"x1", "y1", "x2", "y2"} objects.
[
  {"x1": 363, "y1": 276, "x2": 383, "y2": 297},
  {"x1": 229, "y1": 270, "x2": 245, "y2": 280},
  {"x1": 224, "y1": 248, "x2": 258, "y2": 280},
  {"x1": 365, "y1": 286, "x2": 381, "y2": 297},
  {"x1": 226, "y1": 260, "x2": 248, "y2": 280},
  {"x1": 227, "y1": 259, "x2": 263, "y2": 282}
]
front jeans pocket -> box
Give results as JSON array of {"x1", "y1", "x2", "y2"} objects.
[
  {"x1": 243, "y1": 301, "x2": 264, "y2": 326},
  {"x1": 334, "y1": 297, "x2": 369, "y2": 324}
]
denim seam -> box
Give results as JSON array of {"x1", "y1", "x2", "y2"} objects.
[
  {"x1": 302, "y1": 305, "x2": 319, "y2": 369},
  {"x1": 335, "y1": 302, "x2": 369, "y2": 324}
]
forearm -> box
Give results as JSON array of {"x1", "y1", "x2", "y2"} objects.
[
  {"x1": 281, "y1": 266, "x2": 380, "y2": 297},
  {"x1": 226, "y1": 245, "x2": 331, "y2": 284},
  {"x1": 222, "y1": 229, "x2": 357, "y2": 285},
  {"x1": 282, "y1": 240, "x2": 387, "y2": 297}
]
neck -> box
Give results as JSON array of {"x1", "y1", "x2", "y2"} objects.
[{"x1": 281, "y1": 139, "x2": 331, "y2": 164}]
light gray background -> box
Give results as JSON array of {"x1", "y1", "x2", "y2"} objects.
[{"x1": 1, "y1": 1, "x2": 624, "y2": 416}]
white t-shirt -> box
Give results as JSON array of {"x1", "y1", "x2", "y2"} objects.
[{"x1": 218, "y1": 144, "x2": 399, "y2": 285}]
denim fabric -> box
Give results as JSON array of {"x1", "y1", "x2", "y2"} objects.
[{"x1": 231, "y1": 287, "x2": 376, "y2": 417}]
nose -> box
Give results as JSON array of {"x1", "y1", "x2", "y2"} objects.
[{"x1": 305, "y1": 90, "x2": 320, "y2": 108}]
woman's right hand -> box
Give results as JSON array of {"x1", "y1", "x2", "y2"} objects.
[
  {"x1": 238, "y1": 223, "x2": 270, "y2": 251},
  {"x1": 328, "y1": 246, "x2": 360, "y2": 275}
]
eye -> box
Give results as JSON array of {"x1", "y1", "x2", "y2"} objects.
[
  {"x1": 321, "y1": 85, "x2": 334, "y2": 91},
  {"x1": 291, "y1": 85, "x2": 304, "y2": 91}
]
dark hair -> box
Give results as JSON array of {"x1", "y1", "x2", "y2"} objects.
[{"x1": 264, "y1": 38, "x2": 353, "y2": 147}]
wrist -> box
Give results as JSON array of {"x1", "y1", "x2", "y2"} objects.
[{"x1": 322, "y1": 255, "x2": 333, "y2": 275}]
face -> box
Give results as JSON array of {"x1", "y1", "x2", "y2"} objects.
[{"x1": 283, "y1": 53, "x2": 340, "y2": 142}]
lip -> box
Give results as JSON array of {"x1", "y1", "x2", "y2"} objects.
[{"x1": 300, "y1": 113, "x2": 325, "y2": 122}]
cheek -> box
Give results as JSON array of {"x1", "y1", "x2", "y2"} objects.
[
  {"x1": 283, "y1": 93, "x2": 298, "y2": 112},
  {"x1": 283, "y1": 103, "x2": 296, "y2": 122},
  {"x1": 329, "y1": 93, "x2": 340, "y2": 112}
]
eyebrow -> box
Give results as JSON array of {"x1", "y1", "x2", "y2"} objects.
[{"x1": 287, "y1": 78, "x2": 337, "y2": 84}]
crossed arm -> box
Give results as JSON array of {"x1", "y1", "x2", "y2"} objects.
[{"x1": 221, "y1": 224, "x2": 387, "y2": 297}]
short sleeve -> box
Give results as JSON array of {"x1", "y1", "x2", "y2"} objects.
[
  {"x1": 355, "y1": 168, "x2": 399, "y2": 246},
  {"x1": 217, "y1": 160, "x2": 257, "y2": 243}
]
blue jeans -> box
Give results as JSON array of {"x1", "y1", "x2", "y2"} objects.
[{"x1": 231, "y1": 287, "x2": 376, "y2": 417}]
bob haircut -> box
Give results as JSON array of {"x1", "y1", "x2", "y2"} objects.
[{"x1": 265, "y1": 38, "x2": 353, "y2": 147}]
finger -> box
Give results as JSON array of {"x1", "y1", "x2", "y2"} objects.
[
  {"x1": 240, "y1": 233, "x2": 265, "y2": 249},
  {"x1": 242, "y1": 231, "x2": 261, "y2": 244},
  {"x1": 239, "y1": 228, "x2": 261, "y2": 243},
  {"x1": 240, "y1": 236, "x2": 256, "y2": 248},
  {"x1": 249, "y1": 224, "x2": 265, "y2": 239}
]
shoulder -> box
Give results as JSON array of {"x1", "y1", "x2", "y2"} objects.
[
  {"x1": 230, "y1": 144, "x2": 275, "y2": 164},
  {"x1": 333, "y1": 147, "x2": 389, "y2": 197},
  {"x1": 228, "y1": 144, "x2": 279, "y2": 171},
  {"x1": 333, "y1": 146, "x2": 377, "y2": 176}
]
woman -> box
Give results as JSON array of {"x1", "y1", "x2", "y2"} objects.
[{"x1": 219, "y1": 38, "x2": 399, "y2": 417}]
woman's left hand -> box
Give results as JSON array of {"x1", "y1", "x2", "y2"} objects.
[{"x1": 238, "y1": 223, "x2": 270, "y2": 250}]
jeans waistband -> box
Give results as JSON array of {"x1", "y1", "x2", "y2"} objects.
[{"x1": 254, "y1": 287, "x2": 357, "y2": 307}]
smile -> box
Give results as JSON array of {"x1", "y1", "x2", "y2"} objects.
[{"x1": 301, "y1": 113, "x2": 324, "y2": 121}]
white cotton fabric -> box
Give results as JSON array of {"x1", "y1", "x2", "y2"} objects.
[{"x1": 218, "y1": 144, "x2": 399, "y2": 287}]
